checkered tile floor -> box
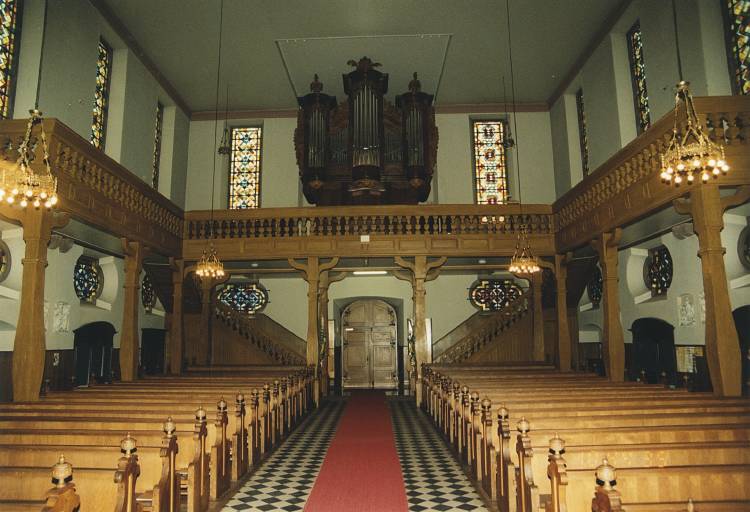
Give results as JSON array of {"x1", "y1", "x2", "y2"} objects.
[
  {"x1": 390, "y1": 399, "x2": 489, "y2": 512},
  {"x1": 221, "y1": 400, "x2": 345, "y2": 512}
]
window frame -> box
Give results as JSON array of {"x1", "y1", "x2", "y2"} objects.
[
  {"x1": 0, "y1": 0, "x2": 22, "y2": 120},
  {"x1": 470, "y1": 118, "x2": 510, "y2": 205},
  {"x1": 575, "y1": 88, "x2": 590, "y2": 177},
  {"x1": 626, "y1": 20, "x2": 651, "y2": 134},
  {"x1": 722, "y1": 0, "x2": 750, "y2": 95},
  {"x1": 91, "y1": 37, "x2": 113, "y2": 150},
  {"x1": 228, "y1": 125, "x2": 263, "y2": 209}
]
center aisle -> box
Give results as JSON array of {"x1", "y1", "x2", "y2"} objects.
[{"x1": 304, "y1": 390, "x2": 409, "y2": 512}]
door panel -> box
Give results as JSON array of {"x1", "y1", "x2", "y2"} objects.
[
  {"x1": 343, "y1": 329, "x2": 370, "y2": 387},
  {"x1": 342, "y1": 300, "x2": 398, "y2": 389}
]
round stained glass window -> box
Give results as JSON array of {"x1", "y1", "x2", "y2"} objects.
[
  {"x1": 739, "y1": 226, "x2": 750, "y2": 270},
  {"x1": 218, "y1": 283, "x2": 268, "y2": 315},
  {"x1": 587, "y1": 266, "x2": 603, "y2": 307},
  {"x1": 141, "y1": 274, "x2": 157, "y2": 311},
  {"x1": 73, "y1": 257, "x2": 102, "y2": 303},
  {"x1": 469, "y1": 279, "x2": 522, "y2": 312},
  {"x1": 645, "y1": 245, "x2": 673, "y2": 296},
  {"x1": 0, "y1": 240, "x2": 10, "y2": 284}
]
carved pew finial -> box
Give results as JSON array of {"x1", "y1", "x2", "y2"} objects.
[
  {"x1": 163, "y1": 416, "x2": 176, "y2": 438},
  {"x1": 592, "y1": 458, "x2": 623, "y2": 512},
  {"x1": 43, "y1": 455, "x2": 81, "y2": 512},
  {"x1": 687, "y1": 498, "x2": 695, "y2": 512},
  {"x1": 121, "y1": 433, "x2": 137, "y2": 456}
]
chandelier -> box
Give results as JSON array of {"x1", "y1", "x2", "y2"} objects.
[
  {"x1": 195, "y1": 241, "x2": 225, "y2": 279},
  {"x1": 0, "y1": 109, "x2": 59, "y2": 209},
  {"x1": 659, "y1": 81, "x2": 729, "y2": 185},
  {"x1": 508, "y1": 224, "x2": 540, "y2": 274}
]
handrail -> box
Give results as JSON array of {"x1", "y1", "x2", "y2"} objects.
[
  {"x1": 214, "y1": 302, "x2": 306, "y2": 365},
  {"x1": 433, "y1": 310, "x2": 496, "y2": 359},
  {"x1": 435, "y1": 289, "x2": 531, "y2": 364}
]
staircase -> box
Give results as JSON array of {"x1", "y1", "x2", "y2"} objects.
[
  {"x1": 433, "y1": 289, "x2": 532, "y2": 364},
  {"x1": 213, "y1": 302, "x2": 306, "y2": 365}
]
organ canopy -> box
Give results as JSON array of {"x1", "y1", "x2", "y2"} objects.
[{"x1": 295, "y1": 57, "x2": 438, "y2": 205}]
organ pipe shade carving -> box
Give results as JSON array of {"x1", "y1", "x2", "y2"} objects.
[{"x1": 295, "y1": 57, "x2": 437, "y2": 205}]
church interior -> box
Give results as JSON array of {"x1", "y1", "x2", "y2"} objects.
[{"x1": 0, "y1": 0, "x2": 748, "y2": 510}]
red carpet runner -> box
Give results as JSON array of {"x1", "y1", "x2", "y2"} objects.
[{"x1": 304, "y1": 391, "x2": 409, "y2": 512}]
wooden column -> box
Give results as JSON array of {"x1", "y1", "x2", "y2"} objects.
[
  {"x1": 554, "y1": 254, "x2": 572, "y2": 372},
  {"x1": 530, "y1": 273, "x2": 545, "y2": 362},
  {"x1": 318, "y1": 271, "x2": 330, "y2": 396},
  {"x1": 3, "y1": 208, "x2": 69, "y2": 401},
  {"x1": 395, "y1": 256, "x2": 446, "y2": 400},
  {"x1": 674, "y1": 184, "x2": 750, "y2": 396},
  {"x1": 120, "y1": 240, "x2": 144, "y2": 382},
  {"x1": 592, "y1": 229, "x2": 624, "y2": 382},
  {"x1": 169, "y1": 258, "x2": 185, "y2": 375}
]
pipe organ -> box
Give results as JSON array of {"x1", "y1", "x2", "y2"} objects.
[{"x1": 295, "y1": 57, "x2": 438, "y2": 205}]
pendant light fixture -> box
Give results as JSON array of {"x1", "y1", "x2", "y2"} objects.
[
  {"x1": 196, "y1": 0, "x2": 226, "y2": 281},
  {"x1": 659, "y1": 0, "x2": 729, "y2": 186},
  {"x1": 504, "y1": 0, "x2": 540, "y2": 275},
  {"x1": 0, "y1": 2, "x2": 58, "y2": 210}
]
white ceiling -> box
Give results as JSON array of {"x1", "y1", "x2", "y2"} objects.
[{"x1": 100, "y1": 0, "x2": 623, "y2": 112}]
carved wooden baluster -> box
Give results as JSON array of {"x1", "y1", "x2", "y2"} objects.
[
  {"x1": 42, "y1": 455, "x2": 81, "y2": 512},
  {"x1": 547, "y1": 434, "x2": 568, "y2": 512},
  {"x1": 591, "y1": 458, "x2": 623, "y2": 512}
]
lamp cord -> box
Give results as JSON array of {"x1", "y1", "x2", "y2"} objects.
[
  {"x1": 34, "y1": 0, "x2": 50, "y2": 110},
  {"x1": 505, "y1": 0, "x2": 523, "y2": 216},
  {"x1": 209, "y1": 0, "x2": 224, "y2": 232},
  {"x1": 671, "y1": 0, "x2": 684, "y2": 82}
]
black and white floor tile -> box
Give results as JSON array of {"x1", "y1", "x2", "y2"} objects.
[
  {"x1": 221, "y1": 400, "x2": 345, "y2": 512},
  {"x1": 390, "y1": 399, "x2": 489, "y2": 512}
]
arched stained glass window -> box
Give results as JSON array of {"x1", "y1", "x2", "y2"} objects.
[
  {"x1": 472, "y1": 120, "x2": 509, "y2": 205},
  {"x1": 218, "y1": 283, "x2": 268, "y2": 315},
  {"x1": 91, "y1": 38, "x2": 113, "y2": 149},
  {"x1": 0, "y1": 0, "x2": 21, "y2": 119},
  {"x1": 228, "y1": 127, "x2": 263, "y2": 209},
  {"x1": 626, "y1": 21, "x2": 651, "y2": 133},
  {"x1": 141, "y1": 274, "x2": 157, "y2": 311},
  {"x1": 724, "y1": 0, "x2": 750, "y2": 95},
  {"x1": 587, "y1": 266, "x2": 603, "y2": 308},
  {"x1": 0, "y1": 239, "x2": 10, "y2": 283},
  {"x1": 469, "y1": 279, "x2": 522, "y2": 312},
  {"x1": 74, "y1": 257, "x2": 103, "y2": 303},
  {"x1": 739, "y1": 226, "x2": 750, "y2": 269},
  {"x1": 645, "y1": 245, "x2": 673, "y2": 296}
]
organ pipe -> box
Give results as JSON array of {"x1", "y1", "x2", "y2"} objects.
[{"x1": 396, "y1": 72, "x2": 434, "y2": 200}]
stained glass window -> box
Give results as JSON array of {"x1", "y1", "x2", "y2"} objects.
[
  {"x1": 141, "y1": 274, "x2": 156, "y2": 311},
  {"x1": 229, "y1": 127, "x2": 262, "y2": 209},
  {"x1": 91, "y1": 38, "x2": 113, "y2": 149},
  {"x1": 218, "y1": 283, "x2": 268, "y2": 315},
  {"x1": 73, "y1": 257, "x2": 102, "y2": 303},
  {"x1": 0, "y1": 0, "x2": 20, "y2": 119},
  {"x1": 469, "y1": 279, "x2": 522, "y2": 313},
  {"x1": 587, "y1": 266, "x2": 603, "y2": 308},
  {"x1": 626, "y1": 22, "x2": 651, "y2": 133},
  {"x1": 152, "y1": 102, "x2": 164, "y2": 190},
  {"x1": 575, "y1": 89, "x2": 590, "y2": 176},
  {"x1": 0, "y1": 239, "x2": 10, "y2": 283},
  {"x1": 724, "y1": 0, "x2": 750, "y2": 94},
  {"x1": 645, "y1": 245, "x2": 673, "y2": 296},
  {"x1": 472, "y1": 120, "x2": 508, "y2": 205},
  {"x1": 739, "y1": 226, "x2": 750, "y2": 269}
]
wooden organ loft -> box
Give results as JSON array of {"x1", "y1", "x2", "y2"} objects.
[{"x1": 295, "y1": 57, "x2": 438, "y2": 205}]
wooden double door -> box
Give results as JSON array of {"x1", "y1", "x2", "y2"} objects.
[{"x1": 342, "y1": 299, "x2": 397, "y2": 389}]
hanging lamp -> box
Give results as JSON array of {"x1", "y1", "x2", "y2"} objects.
[
  {"x1": 659, "y1": 0, "x2": 729, "y2": 186},
  {"x1": 196, "y1": 0, "x2": 226, "y2": 281},
  {"x1": 503, "y1": 0, "x2": 540, "y2": 275}
]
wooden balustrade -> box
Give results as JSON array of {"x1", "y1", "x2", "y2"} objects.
[
  {"x1": 554, "y1": 95, "x2": 750, "y2": 252},
  {"x1": 0, "y1": 119, "x2": 183, "y2": 256},
  {"x1": 435, "y1": 289, "x2": 531, "y2": 364}
]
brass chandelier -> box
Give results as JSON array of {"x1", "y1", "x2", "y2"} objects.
[
  {"x1": 0, "y1": 109, "x2": 59, "y2": 209},
  {"x1": 659, "y1": 0, "x2": 729, "y2": 186},
  {"x1": 504, "y1": 0, "x2": 540, "y2": 275},
  {"x1": 196, "y1": 0, "x2": 226, "y2": 281}
]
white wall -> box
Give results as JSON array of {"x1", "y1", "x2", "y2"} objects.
[
  {"x1": 550, "y1": 0, "x2": 733, "y2": 195},
  {"x1": 0, "y1": 226, "x2": 165, "y2": 352},
  {"x1": 13, "y1": 0, "x2": 190, "y2": 208},
  {"x1": 577, "y1": 212, "x2": 750, "y2": 346}
]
